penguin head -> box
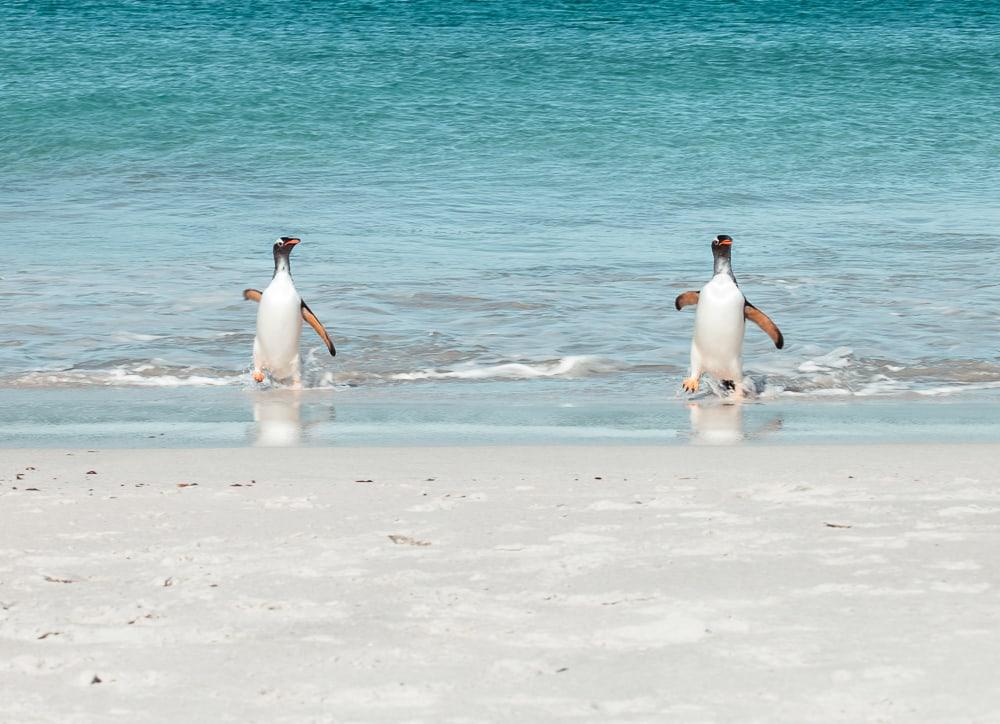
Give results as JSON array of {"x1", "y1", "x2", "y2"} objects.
[
  {"x1": 273, "y1": 236, "x2": 300, "y2": 256},
  {"x1": 710, "y1": 234, "x2": 736, "y2": 278},
  {"x1": 271, "y1": 237, "x2": 300, "y2": 274}
]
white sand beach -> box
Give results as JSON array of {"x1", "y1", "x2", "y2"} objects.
[{"x1": 2, "y1": 444, "x2": 999, "y2": 722}]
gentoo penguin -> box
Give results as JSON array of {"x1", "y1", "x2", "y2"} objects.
[
  {"x1": 675, "y1": 234, "x2": 783, "y2": 397},
  {"x1": 243, "y1": 236, "x2": 336, "y2": 386}
]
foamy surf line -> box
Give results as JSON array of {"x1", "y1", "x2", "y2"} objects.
[
  {"x1": 1, "y1": 350, "x2": 998, "y2": 400},
  {"x1": 391, "y1": 355, "x2": 622, "y2": 381},
  {"x1": 6, "y1": 367, "x2": 245, "y2": 388}
]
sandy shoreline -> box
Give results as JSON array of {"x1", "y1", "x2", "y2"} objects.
[{"x1": 2, "y1": 445, "x2": 999, "y2": 722}]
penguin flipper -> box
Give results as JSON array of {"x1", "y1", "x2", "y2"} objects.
[
  {"x1": 675, "y1": 291, "x2": 700, "y2": 310},
  {"x1": 301, "y1": 300, "x2": 336, "y2": 357},
  {"x1": 744, "y1": 302, "x2": 784, "y2": 349},
  {"x1": 243, "y1": 289, "x2": 263, "y2": 302}
]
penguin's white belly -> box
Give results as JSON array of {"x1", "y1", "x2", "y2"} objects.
[
  {"x1": 255, "y1": 277, "x2": 302, "y2": 378},
  {"x1": 692, "y1": 275, "x2": 745, "y2": 379}
]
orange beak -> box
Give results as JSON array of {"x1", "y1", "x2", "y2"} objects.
[
  {"x1": 718, "y1": 239, "x2": 732, "y2": 246},
  {"x1": 284, "y1": 238, "x2": 300, "y2": 247}
]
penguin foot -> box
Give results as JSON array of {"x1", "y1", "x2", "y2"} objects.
[
  {"x1": 252, "y1": 371, "x2": 265, "y2": 383},
  {"x1": 682, "y1": 377, "x2": 700, "y2": 393}
]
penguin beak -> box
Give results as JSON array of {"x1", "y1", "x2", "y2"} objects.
[
  {"x1": 717, "y1": 238, "x2": 732, "y2": 246},
  {"x1": 282, "y1": 238, "x2": 301, "y2": 248}
]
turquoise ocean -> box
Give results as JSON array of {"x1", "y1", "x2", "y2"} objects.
[{"x1": 2, "y1": 1, "x2": 999, "y2": 444}]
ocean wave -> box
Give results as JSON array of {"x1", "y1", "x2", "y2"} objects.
[
  {"x1": 915, "y1": 382, "x2": 1000, "y2": 397},
  {"x1": 6, "y1": 364, "x2": 245, "y2": 388},
  {"x1": 754, "y1": 348, "x2": 1000, "y2": 399},
  {"x1": 112, "y1": 331, "x2": 166, "y2": 343},
  {"x1": 2, "y1": 348, "x2": 998, "y2": 400},
  {"x1": 391, "y1": 356, "x2": 622, "y2": 381}
]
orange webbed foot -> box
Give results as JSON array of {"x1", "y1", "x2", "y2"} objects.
[
  {"x1": 682, "y1": 377, "x2": 700, "y2": 393},
  {"x1": 252, "y1": 371, "x2": 265, "y2": 383}
]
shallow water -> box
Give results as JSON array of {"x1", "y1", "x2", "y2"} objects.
[
  {"x1": 3, "y1": 389, "x2": 1000, "y2": 448},
  {"x1": 2, "y1": 1, "x2": 999, "y2": 408}
]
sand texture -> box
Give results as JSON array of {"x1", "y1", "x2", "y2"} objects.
[{"x1": 2, "y1": 445, "x2": 999, "y2": 723}]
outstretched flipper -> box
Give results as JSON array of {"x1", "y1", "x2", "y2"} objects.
[
  {"x1": 243, "y1": 289, "x2": 263, "y2": 302},
  {"x1": 674, "y1": 291, "x2": 700, "y2": 311},
  {"x1": 301, "y1": 300, "x2": 336, "y2": 356},
  {"x1": 744, "y1": 302, "x2": 784, "y2": 349}
]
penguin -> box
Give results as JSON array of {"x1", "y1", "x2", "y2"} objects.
[
  {"x1": 675, "y1": 234, "x2": 783, "y2": 397},
  {"x1": 243, "y1": 236, "x2": 336, "y2": 386}
]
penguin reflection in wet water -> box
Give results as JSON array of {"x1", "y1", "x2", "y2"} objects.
[
  {"x1": 243, "y1": 237, "x2": 336, "y2": 387},
  {"x1": 675, "y1": 234, "x2": 783, "y2": 398}
]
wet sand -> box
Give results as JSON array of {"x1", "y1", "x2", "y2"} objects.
[{"x1": 2, "y1": 445, "x2": 999, "y2": 722}]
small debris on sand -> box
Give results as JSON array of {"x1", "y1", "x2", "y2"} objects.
[{"x1": 388, "y1": 534, "x2": 431, "y2": 547}]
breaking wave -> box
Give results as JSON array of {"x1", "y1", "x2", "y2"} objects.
[
  {"x1": 1, "y1": 349, "x2": 998, "y2": 400},
  {"x1": 6, "y1": 363, "x2": 246, "y2": 388},
  {"x1": 391, "y1": 355, "x2": 622, "y2": 381},
  {"x1": 754, "y1": 347, "x2": 1000, "y2": 399}
]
